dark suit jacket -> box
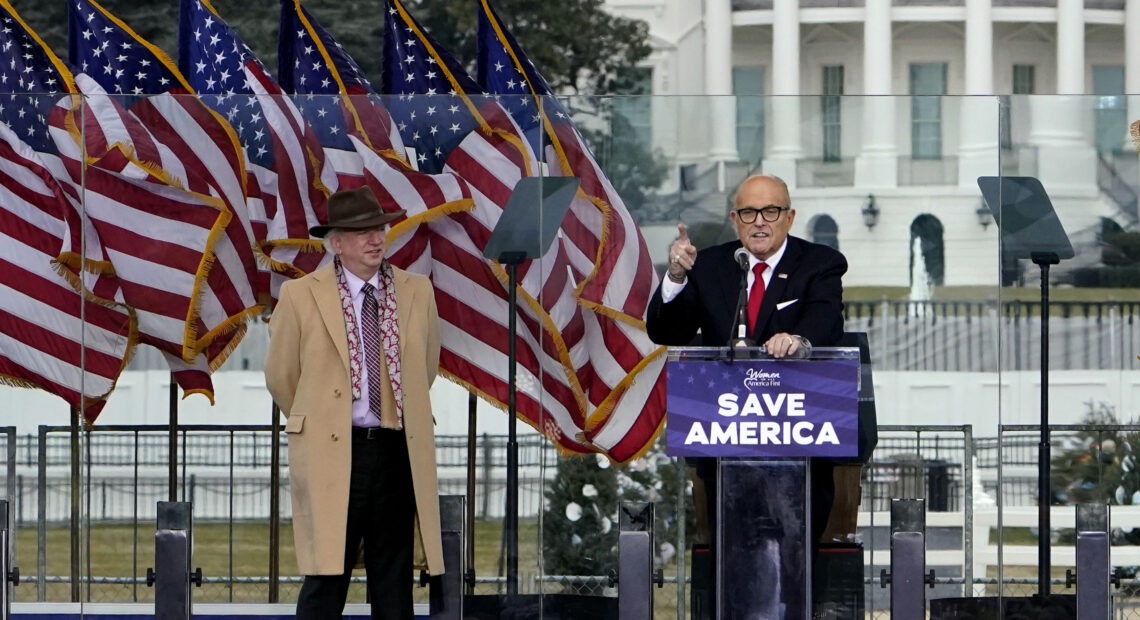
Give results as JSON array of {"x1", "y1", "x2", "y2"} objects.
[{"x1": 647, "y1": 236, "x2": 847, "y2": 347}]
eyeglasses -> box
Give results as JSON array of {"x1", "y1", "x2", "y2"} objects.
[{"x1": 734, "y1": 206, "x2": 790, "y2": 224}]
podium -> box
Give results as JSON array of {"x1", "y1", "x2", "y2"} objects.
[{"x1": 666, "y1": 346, "x2": 860, "y2": 619}]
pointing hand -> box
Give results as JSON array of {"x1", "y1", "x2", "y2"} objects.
[{"x1": 668, "y1": 223, "x2": 697, "y2": 279}]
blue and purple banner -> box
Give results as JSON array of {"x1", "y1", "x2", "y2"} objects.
[{"x1": 666, "y1": 358, "x2": 859, "y2": 458}]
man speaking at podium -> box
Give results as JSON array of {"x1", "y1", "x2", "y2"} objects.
[{"x1": 646, "y1": 174, "x2": 848, "y2": 587}]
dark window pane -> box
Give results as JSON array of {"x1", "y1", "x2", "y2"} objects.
[
  {"x1": 734, "y1": 67, "x2": 765, "y2": 164},
  {"x1": 821, "y1": 66, "x2": 843, "y2": 162}
]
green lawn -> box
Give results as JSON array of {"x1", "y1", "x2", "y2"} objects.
[
  {"x1": 11, "y1": 519, "x2": 545, "y2": 604},
  {"x1": 14, "y1": 519, "x2": 687, "y2": 616},
  {"x1": 15, "y1": 521, "x2": 288, "y2": 602}
]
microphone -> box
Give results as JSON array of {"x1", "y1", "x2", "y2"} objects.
[
  {"x1": 734, "y1": 247, "x2": 750, "y2": 270},
  {"x1": 729, "y1": 248, "x2": 755, "y2": 351}
]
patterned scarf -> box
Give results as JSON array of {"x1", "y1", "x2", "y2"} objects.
[{"x1": 335, "y1": 257, "x2": 404, "y2": 426}]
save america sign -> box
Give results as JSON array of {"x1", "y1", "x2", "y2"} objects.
[{"x1": 665, "y1": 357, "x2": 859, "y2": 458}]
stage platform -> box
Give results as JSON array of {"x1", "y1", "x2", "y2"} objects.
[{"x1": 10, "y1": 603, "x2": 429, "y2": 619}]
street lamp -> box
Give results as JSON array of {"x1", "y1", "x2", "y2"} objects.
[
  {"x1": 976, "y1": 200, "x2": 993, "y2": 230},
  {"x1": 861, "y1": 194, "x2": 880, "y2": 230}
]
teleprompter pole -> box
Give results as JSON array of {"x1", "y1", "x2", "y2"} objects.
[{"x1": 1033, "y1": 252, "x2": 1059, "y2": 596}]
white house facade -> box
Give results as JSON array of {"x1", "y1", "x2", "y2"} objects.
[{"x1": 604, "y1": 0, "x2": 1140, "y2": 288}]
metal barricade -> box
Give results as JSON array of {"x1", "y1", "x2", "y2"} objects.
[
  {"x1": 431, "y1": 495, "x2": 464, "y2": 619},
  {"x1": 1066, "y1": 503, "x2": 1112, "y2": 619},
  {"x1": 147, "y1": 502, "x2": 201, "y2": 620},
  {"x1": 0, "y1": 500, "x2": 17, "y2": 620},
  {"x1": 881, "y1": 498, "x2": 933, "y2": 617},
  {"x1": 616, "y1": 502, "x2": 658, "y2": 620}
]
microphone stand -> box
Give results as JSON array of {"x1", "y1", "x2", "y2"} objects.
[{"x1": 729, "y1": 265, "x2": 754, "y2": 357}]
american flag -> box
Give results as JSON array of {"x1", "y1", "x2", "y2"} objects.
[
  {"x1": 277, "y1": 0, "x2": 399, "y2": 163},
  {"x1": 276, "y1": 0, "x2": 474, "y2": 272},
  {"x1": 49, "y1": 87, "x2": 240, "y2": 373},
  {"x1": 0, "y1": 1, "x2": 134, "y2": 422},
  {"x1": 276, "y1": 3, "x2": 404, "y2": 162},
  {"x1": 381, "y1": 0, "x2": 489, "y2": 175},
  {"x1": 477, "y1": 0, "x2": 665, "y2": 462},
  {"x1": 385, "y1": 0, "x2": 640, "y2": 456},
  {"x1": 179, "y1": 0, "x2": 334, "y2": 294},
  {"x1": 277, "y1": 0, "x2": 368, "y2": 189},
  {"x1": 477, "y1": 0, "x2": 658, "y2": 321},
  {"x1": 0, "y1": 2, "x2": 115, "y2": 294},
  {"x1": 64, "y1": 0, "x2": 261, "y2": 374}
]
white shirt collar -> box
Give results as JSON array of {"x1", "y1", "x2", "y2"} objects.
[{"x1": 342, "y1": 267, "x2": 379, "y2": 298}]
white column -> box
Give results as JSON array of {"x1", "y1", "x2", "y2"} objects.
[
  {"x1": 1128, "y1": 0, "x2": 1140, "y2": 92},
  {"x1": 1056, "y1": 0, "x2": 1085, "y2": 95},
  {"x1": 705, "y1": 0, "x2": 737, "y2": 175},
  {"x1": 854, "y1": 0, "x2": 898, "y2": 188},
  {"x1": 963, "y1": 0, "x2": 993, "y2": 96},
  {"x1": 957, "y1": 0, "x2": 999, "y2": 188},
  {"x1": 1125, "y1": 0, "x2": 1140, "y2": 139},
  {"x1": 764, "y1": 0, "x2": 802, "y2": 187},
  {"x1": 1028, "y1": 0, "x2": 1095, "y2": 193}
]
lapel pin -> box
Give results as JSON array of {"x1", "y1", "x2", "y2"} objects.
[{"x1": 778, "y1": 273, "x2": 788, "y2": 279}]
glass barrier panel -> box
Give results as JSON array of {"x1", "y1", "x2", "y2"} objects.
[{"x1": 5, "y1": 87, "x2": 1139, "y2": 617}]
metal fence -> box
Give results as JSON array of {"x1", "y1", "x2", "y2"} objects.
[
  {"x1": 12, "y1": 424, "x2": 1140, "y2": 617},
  {"x1": 844, "y1": 299, "x2": 1140, "y2": 372},
  {"x1": 21, "y1": 430, "x2": 558, "y2": 523},
  {"x1": 17, "y1": 425, "x2": 572, "y2": 606},
  {"x1": 176, "y1": 300, "x2": 1140, "y2": 376}
]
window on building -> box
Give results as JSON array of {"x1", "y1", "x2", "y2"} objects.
[
  {"x1": 811, "y1": 215, "x2": 839, "y2": 250},
  {"x1": 1013, "y1": 65, "x2": 1035, "y2": 94},
  {"x1": 821, "y1": 66, "x2": 843, "y2": 163},
  {"x1": 734, "y1": 67, "x2": 765, "y2": 165},
  {"x1": 1094, "y1": 65, "x2": 1126, "y2": 154},
  {"x1": 910, "y1": 63, "x2": 946, "y2": 160},
  {"x1": 1001, "y1": 64, "x2": 1035, "y2": 150},
  {"x1": 611, "y1": 67, "x2": 653, "y2": 151}
]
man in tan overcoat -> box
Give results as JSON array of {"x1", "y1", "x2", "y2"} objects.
[{"x1": 265, "y1": 187, "x2": 443, "y2": 620}]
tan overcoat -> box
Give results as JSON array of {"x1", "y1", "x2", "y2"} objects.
[{"x1": 264, "y1": 262, "x2": 444, "y2": 576}]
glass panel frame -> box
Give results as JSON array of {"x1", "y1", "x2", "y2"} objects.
[{"x1": 5, "y1": 88, "x2": 1140, "y2": 615}]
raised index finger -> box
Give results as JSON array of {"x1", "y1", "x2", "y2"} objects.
[{"x1": 677, "y1": 222, "x2": 689, "y2": 244}]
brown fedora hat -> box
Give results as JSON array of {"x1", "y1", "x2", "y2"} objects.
[{"x1": 309, "y1": 187, "x2": 406, "y2": 238}]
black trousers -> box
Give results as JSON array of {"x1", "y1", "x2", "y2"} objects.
[{"x1": 297, "y1": 428, "x2": 416, "y2": 620}]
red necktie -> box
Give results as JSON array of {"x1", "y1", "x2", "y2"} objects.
[{"x1": 747, "y1": 262, "x2": 767, "y2": 334}]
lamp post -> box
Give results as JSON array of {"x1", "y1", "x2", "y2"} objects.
[
  {"x1": 976, "y1": 201, "x2": 993, "y2": 230},
  {"x1": 861, "y1": 194, "x2": 880, "y2": 230}
]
